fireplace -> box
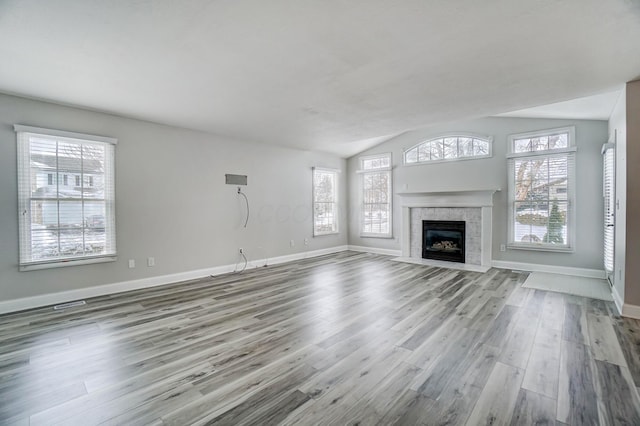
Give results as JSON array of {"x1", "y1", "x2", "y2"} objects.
[
  {"x1": 398, "y1": 189, "x2": 498, "y2": 269},
  {"x1": 422, "y1": 220, "x2": 466, "y2": 263}
]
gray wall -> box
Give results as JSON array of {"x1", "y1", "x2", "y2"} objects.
[
  {"x1": 348, "y1": 117, "x2": 607, "y2": 270},
  {"x1": 609, "y1": 89, "x2": 626, "y2": 302},
  {"x1": 0, "y1": 94, "x2": 347, "y2": 302},
  {"x1": 624, "y1": 80, "x2": 640, "y2": 306},
  {"x1": 0, "y1": 93, "x2": 612, "y2": 306}
]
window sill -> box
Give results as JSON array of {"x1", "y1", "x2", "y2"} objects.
[
  {"x1": 313, "y1": 231, "x2": 339, "y2": 237},
  {"x1": 360, "y1": 234, "x2": 393, "y2": 239},
  {"x1": 20, "y1": 255, "x2": 117, "y2": 271},
  {"x1": 507, "y1": 244, "x2": 574, "y2": 253}
]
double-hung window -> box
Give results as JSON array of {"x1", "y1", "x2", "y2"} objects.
[
  {"x1": 313, "y1": 167, "x2": 339, "y2": 236},
  {"x1": 359, "y1": 153, "x2": 392, "y2": 237},
  {"x1": 507, "y1": 126, "x2": 576, "y2": 251},
  {"x1": 16, "y1": 125, "x2": 117, "y2": 270}
]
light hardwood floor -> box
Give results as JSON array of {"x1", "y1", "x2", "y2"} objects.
[{"x1": 1, "y1": 251, "x2": 640, "y2": 425}]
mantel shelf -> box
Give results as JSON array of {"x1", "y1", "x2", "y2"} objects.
[
  {"x1": 397, "y1": 188, "x2": 498, "y2": 211},
  {"x1": 396, "y1": 188, "x2": 501, "y2": 196}
]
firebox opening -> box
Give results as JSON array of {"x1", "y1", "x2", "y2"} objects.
[{"x1": 422, "y1": 220, "x2": 466, "y2": 263}]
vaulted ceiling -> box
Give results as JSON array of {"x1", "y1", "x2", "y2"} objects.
[{"x1": 1, "y1": 1, "x2": 639, "y2": 157}]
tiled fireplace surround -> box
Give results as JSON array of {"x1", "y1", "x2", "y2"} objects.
[{"x1": 398, "y1": 190, "x2": 499, "y2": 268}]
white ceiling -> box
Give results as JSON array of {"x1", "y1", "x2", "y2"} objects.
[
  {"x1": 496, "y1": 90, "x2": 622, "y2": 121},
  {"x1": 1, "y1": 1, "x2": 639, "y2": 158}
]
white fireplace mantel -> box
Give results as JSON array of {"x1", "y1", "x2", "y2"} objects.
[
  {"x1": 397, "y1": 188, "x2": 500, "y2": 208},
  {"x1": 397, "y1": 188, "x2": 501, "y2": 267}
]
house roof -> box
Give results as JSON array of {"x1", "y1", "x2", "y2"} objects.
[
  {"x1": 31, "y1": 153, "x2": 103, "y2": 174},
  {"x1": 1, "y1": 1, "x2": 639, "y2": 157}
]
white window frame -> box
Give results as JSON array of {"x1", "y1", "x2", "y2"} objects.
[
  {"x1": 403, "y1": 133, "x2": 493, "y2": 165},
  {"x1": 602, "y1": 141, "x2": 615, "y2": 273},
  {"x1": 358, "y1": 153, "x2": 393, "y2": 238},
  {"x1": 312, "y1": 167, "x2": 339, "y2": 236},
  {"x1": 15, "y1": 125, "x2": 118, "y2": 271},
  {"x1": 507, "y1": 126, "x2": 576, "y2": 252}
]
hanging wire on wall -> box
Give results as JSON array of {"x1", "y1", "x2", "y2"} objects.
[
  {"x1": 234, "y1": 249, "x2": 248, "y2": 273},
  {"x1": 237, "y1": 187, "x2": 249, "y2": 228}
]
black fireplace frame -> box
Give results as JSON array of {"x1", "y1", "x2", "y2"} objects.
[{"x1": 422, "y1": 220, "x2": 466, "y2": 263}]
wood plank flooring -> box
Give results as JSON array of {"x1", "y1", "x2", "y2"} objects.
[{"x1": 1, "y1": 251, "x2": 640, "y2": 425}]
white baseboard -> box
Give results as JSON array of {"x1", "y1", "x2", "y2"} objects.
[
  {"x1": 612, "y1": 285, "x2": 624, "y2": 315},
  {"x1": 612, "y1": 282, "x2": 640, "y2": 319},
  {"x1": 622, "y1": 303, "x2": 640, "y2": 319},
  {"x1": 491, "y1": 260, "x2": 606, "y2": 279},
  {"x1": 0, "y1": 245, "x2": 349, "y2": 315},
  {"x1": 347, "y1": 245, "x2": 402, "y2": 257},
  {"x1": 258, "y1": 245, "x2": 348, "y2": 267}
]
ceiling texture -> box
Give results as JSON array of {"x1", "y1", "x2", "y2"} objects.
[
  {"x1": 1, "y1": 0, "x2": 639, "y2": 157},
  {"x1": 495, "y1": 90, "x2": 623, "y2": 121}
]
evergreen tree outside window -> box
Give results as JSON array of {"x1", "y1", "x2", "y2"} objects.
[{"x1": 544, "y1": 200, "x2": 564, "y2": 244}]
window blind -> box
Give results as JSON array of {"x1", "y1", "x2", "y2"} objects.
[
  {"x1": 15, "y1": 125, "x2": 117, "y2": 269},
  {"x1": 508, "y1": 151, "x2": 575, "y2": 248},
  {"x1": 602, "y1": 143, "x2": 615, "y2": 273},
  {"x1": 507, "y1": 126, "x2": 576, "y2": 251}
]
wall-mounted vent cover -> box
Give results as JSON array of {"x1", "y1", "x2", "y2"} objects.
[{"x1": 225, "y1": 174, "x2": 247, "y2": 185}]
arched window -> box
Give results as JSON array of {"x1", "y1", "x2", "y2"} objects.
[{"x1": 404, "y1": 135, "x2": 492, "y2": 164}]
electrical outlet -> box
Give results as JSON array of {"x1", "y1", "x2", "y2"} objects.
[
  {"x1": 499, "y1": 244, "x2": 506, "y2": 252},
  {"x1": 128, "y1": 259, "x2": 135, "y2": 268},
  {"x1": 290, "y1": 240, "x2": 295, "y2": 247},
  {"x1": 147, "y1": 257, "x2": 155, "y2": 267},
  {"x1": 304, "y1": 238, "x2": 309, "y2": 246}
]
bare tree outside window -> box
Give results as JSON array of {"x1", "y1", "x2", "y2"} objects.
[{"x1": 404, "y1": 135, "x2": 492, "y2": 164}]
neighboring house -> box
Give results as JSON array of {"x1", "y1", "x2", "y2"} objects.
[{"x1": 29, "y1": 152, "x2": 104, "y2": 227}]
